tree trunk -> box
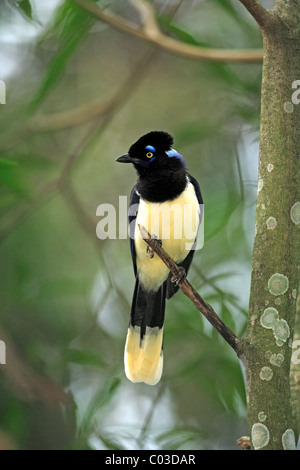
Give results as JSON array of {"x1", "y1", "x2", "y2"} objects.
[
  {"x1": 244, "y1": 1, "x2": 300, "y2": 450},
  {"x1": 290, "y1": 292, "x2": 300, "y2": 438}
]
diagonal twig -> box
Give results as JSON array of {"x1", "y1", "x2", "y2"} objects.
[{"x1": 138, "y1": 225, "x2": 241, "y2": 355}]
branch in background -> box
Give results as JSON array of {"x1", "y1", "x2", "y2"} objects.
[
  {"x1": 30, "y1": 98, "x2": 118, "y2": 132},
  {"x1": 138, "y1": 225, "x2": 241, "y2": 354},
  {"x1": 0, "y1": 48, "x2": 157, "y2": 244},
  {"x1": 62, "y1": 182, "x2": 131, "y2": 315},
  {"x1": 72, "y1": 0, "x2": 263, "y2": 63},
  {"x1": 130, "y1": 0, "x2": 161, "y2": 40},
  {"x1": 0, "y1": 180, "x2": 58, "y2": 246},
  {"x1": 137, "y1": 383, "x2": 165, "y2": 449},
  {"x1": 237, "y1": 0, "x2": 272, "y2": 29},
  {"x1": 31, "y1": 47, "x2": 156, "y2": 132},
  {"x1": 0, "y1": 327, "x2": 68, "y2": 408}
]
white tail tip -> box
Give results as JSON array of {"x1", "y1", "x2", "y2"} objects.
[{"x1": 124, "y1": 325, "x2": 163, "y2": 385}]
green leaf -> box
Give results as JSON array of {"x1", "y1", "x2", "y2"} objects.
[
  {"x1": 29, "y1": 0, "x2": 98, "y2": 112},
  {"x1": 159, "y1": 7, "x2": 260, "y2": 94},
  {"x1": 97, "y1": 432, "x2": 126, "y2": 450},
  {"x1": 0, "y1": 157, "x2": 18, "y2": 168},
  {"x1": 221, "y1": 302, "x2": 236, "y2": 331},
  {"x1": 158, "y1": 15, "x2": 208, "y2": 47},
  {"x1": 211, "y1": 0, "x2": 257, "y2": 32},
  {"x1": 212, "y1": 0, "x2": 244, "y2": 23},
  {"x1": 204, "y1": 191, "x2": 241, "y2": 240},
  {"x1": 157, "y1": 427, "x2": 200, "y2": 450},
  {"x1": 18, "y1": 0, "x2": 32, "y2": 20},
  {"x1": 63, "y1": 348, "x2": 106, "y2": 368},
  {"x1": 0, "y1": 161, "x2": 27, "y2": 194},
  {"x1": 80, "y1": 376, "x2": 121, "y2": 434},
  {"x1": 8, "y1": 0, "x2": 32, "y2": 21},
  {"x1": 175, "y1": 124, "x2": 215, "y2": 148}
]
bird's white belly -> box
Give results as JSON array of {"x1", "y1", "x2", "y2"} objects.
[{"x1": 134, "y1": 181, "x2": 199, "y2": 292}]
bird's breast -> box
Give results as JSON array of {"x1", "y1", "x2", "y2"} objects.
[{"x1": 134, "y1": 180, "x2": 199, "y2": 292}]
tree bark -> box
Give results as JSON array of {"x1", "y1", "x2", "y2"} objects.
[
  {"x1": 243, "y1": 1, "x2": 300, "y2": 450},
  {"x1": 290, "y1": 291, "x2": 300, "y2": 438}
]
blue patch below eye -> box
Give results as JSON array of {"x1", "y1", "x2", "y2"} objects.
[
  {"x1": 136, "y1": 156, "x2": 156, "y2": 168},
  {"x1": 145, "y1": 145, "x2": 156, "y2": 152}
]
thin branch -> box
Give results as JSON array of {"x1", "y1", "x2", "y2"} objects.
[
  {"x1": 30, "y1": 98, "x2": 119, "y2": 131},
  {"x1": 234, "y1": 144, "x2": 245, "y2": 202},
  {"x1": 0, "y1": 326, "x2": 68, "y2": 407},
  {"x1": 61, "y1": 183, "x2": 130, "y2": 313},
  {"x1": 31, "y1": 47, "x2": 157, "y2": 135},
  {"x1": 237, "y1": 0, "x2": 272, "y2": 29},
  {"x1": 137, "y1": 383, "x2": 165, "y2": 448},
  {"x1": 72, "y1": 0, "x2": 263, "y2": 63},
  {"x1": 138, "y1": 225, "x2": 241, "y2": 355},
  {"x1": 0, "y1": 180, "x2": 59, "y2": 246},
  {"x1": 130, "y1": 0, "x2": 161, "y2": 40}
]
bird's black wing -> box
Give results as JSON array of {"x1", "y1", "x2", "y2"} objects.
[
  {"x1": 128, "y1": 184, "x2": 140, "y2": 277},
  {"x1": 166, "y1": 173, "x2": 203, "y2": 299},
  {"x1": 187, "y1": 172, "x2": 203, "y2": 215}
]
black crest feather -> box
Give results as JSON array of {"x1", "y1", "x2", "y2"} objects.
[{"x1": 128, "y1": 131, "x2": 173, "y2": 158}]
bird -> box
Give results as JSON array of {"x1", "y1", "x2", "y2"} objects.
[{"x1": 116, "y1": 131, "x2": 203, "y2": 385}]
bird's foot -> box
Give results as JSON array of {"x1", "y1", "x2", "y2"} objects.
[
  {"x1": 146, "y1": 235, "x2": 162, "y2": 259},
  {"x1": 171, "y1": 266, "x2": 186, "y2": 286},
  {"x1": 146, "y1": 245, "x2": 155, "y2": 259}
]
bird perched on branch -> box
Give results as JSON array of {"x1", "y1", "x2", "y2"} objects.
[{"x1": 116, "y1": 131, "x2": 203, "y2": 385}]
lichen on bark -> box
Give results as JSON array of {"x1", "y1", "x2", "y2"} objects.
[{"x1": 243, "y1": 0, "x2": 300, "y2": 450}]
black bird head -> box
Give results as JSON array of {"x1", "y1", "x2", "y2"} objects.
[{"x1": 116, "y1": 131, "x2": 186, "y2": 176}]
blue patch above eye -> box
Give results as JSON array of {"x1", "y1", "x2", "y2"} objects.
[{"x1": 145, "y1": 145, "x2": 156, "y2": 152}]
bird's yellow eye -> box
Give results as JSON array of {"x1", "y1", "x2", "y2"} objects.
[{"x1": 146, "y1": 152, "x2": 153, "y2": 158}]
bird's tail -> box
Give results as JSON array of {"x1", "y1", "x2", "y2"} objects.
[{"x1": 124, "y1": 279, "x2": 166, "y2": 385}]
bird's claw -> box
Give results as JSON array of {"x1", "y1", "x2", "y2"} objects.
[
  {"x1": 146, "y1": 235, "x2": 162, "y2": 258},
  {"x1": 171, "y1": 266, "x2": 186, "y2": 286},
  {"x1": 146, "y1": 245, "x2": 154, "y2": 259}
]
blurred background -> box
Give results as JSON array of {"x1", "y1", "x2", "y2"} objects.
[{"x1": 0, "y1": 0, "x2": 270, "y2": 450}]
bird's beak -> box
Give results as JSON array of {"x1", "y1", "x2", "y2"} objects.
[{"x1": 116, "y1": 153, "x2": 133, "y2": 163}]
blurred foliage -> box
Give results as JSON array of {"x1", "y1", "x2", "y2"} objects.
[{"x1": 0, "y1": 0, "x2": 263, "y2": 450}]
